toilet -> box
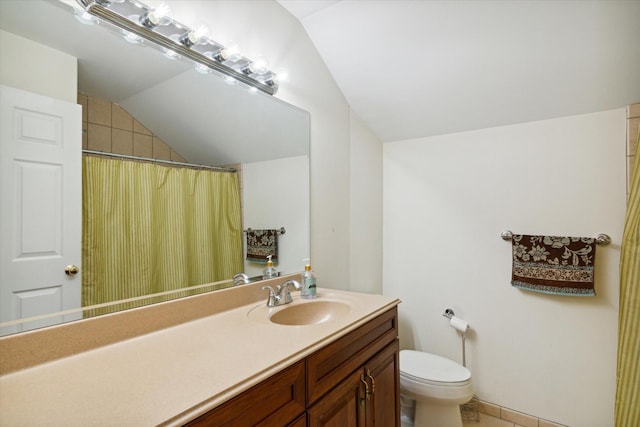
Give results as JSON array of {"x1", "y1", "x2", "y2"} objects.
[{"x1": 399, "y1": 350, "x2": 474, "y2": 427}]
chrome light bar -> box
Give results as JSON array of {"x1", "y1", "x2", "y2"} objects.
[{"x1": 76, "y1": 0, "x2": 279, "y2": 95}]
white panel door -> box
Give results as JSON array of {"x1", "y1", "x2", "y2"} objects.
[{"x1": 0, "y1": 85, "x2": 82, "y2": 335}]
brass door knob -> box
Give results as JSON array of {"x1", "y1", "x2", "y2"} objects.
[{"x1": 65, "y1": 265, "x2": 79, "y2": 276}]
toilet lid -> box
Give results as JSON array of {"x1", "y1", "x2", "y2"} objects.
[{"x1": 400, "y1": 350, "x2": 471, "y2": 383}]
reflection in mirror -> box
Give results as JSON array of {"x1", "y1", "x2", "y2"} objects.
[{"x1": 0, "y1": 0, "x2": 310, "y2": 336}]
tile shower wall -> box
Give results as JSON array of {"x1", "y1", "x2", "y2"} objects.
[{"x1": 77, "y1": 93, "x2": 186, "y2": 162}]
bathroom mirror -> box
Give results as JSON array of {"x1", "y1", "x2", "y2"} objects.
[{"x1": 0, "y1": 0, "x2": 310, "y2": 335}]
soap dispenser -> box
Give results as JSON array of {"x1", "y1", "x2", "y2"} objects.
[
  {"x1": 262, "y1": 255, "x2": 278, "y2": 279},
  {"x1": 301, "y1": 258, "x2": 317, "y2": 299}
]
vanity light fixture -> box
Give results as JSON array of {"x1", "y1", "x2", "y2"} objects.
[{"x1": 75, "y1": 0, "x2": 280, "y2": 95}]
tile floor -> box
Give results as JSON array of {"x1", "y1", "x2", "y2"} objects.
[
  {"x1": 401, "y1": 400, "x2": 568, "y2": 427},
  {"x1": 461, "y1": 401, "x2": 567, "y2": 427}
]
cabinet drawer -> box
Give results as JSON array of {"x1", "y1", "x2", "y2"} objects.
[
  {"x1": 184, "y1": 360, "x2": 306, "y2": 427},
  {"x1": 306, "y1": 307, "x2": 398, "y2": 404}
]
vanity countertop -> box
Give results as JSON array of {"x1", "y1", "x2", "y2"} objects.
[{"x1": 0, "y1": 288, "x2": 399, "y2": 426}]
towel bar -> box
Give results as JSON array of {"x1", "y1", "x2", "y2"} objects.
[
  {"x1": 243, "y1": 227, "x2": 286, "y2": 235},
  {"x1": 500, "y1": 230, "x2": 611, "y2": 246}
]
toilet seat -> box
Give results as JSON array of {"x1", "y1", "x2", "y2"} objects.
[{"x1": 400, "y1": 350, "x2": 471, "y2": 386}]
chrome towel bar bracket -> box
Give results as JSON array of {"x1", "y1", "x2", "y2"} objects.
[{"x1": 500, "y1": 230, "x2": 611, "y2": 246}]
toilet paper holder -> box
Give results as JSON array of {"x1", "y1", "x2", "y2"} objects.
[
  {"x1": 443, "y1": 309, "x2": 469, "y2": 333},
  {"x1": 443, "y1": 308, "x2": 470, "y2": 367},
  {"x1": 442, "y1": 308, "x2": 455, "y2": 319},
  {"x1": 443, "y1": 309, "x2": 479, "y2": 420}
]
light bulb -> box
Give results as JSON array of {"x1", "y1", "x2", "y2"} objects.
[
  {"x1": 153, "y1": 3, "x2": 173, "y2": 24},
  {"x1": 251, "y1": 56, "x2": 270, "y2": 75},
  {"x1": 275, "y1": 69, "x2": 289, "y2": 82},
  {"x1": 220, "y1": 42, "x2": 241, "y2": 62},
  {"x1": 179, "y1": 31, "x2": 198, "y2": 47},
  {"x1": 179, "y1": 25, "x2": 208, "y2": 47},
  {"x1": 193, "y1": 25, "x2": 209, "y2": 43},
  {"x1": 140, "y1": 3, "x2": 173, "y2": 28}
]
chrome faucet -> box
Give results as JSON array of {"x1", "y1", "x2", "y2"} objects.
[
  {"x1": 279, "y1": 280, "x2": 302, "y2": 304},
  {"x1": 233, "y1": 273, "x2": 250, "y2": 286},
  {"x1": 261, "y1": 280, "x2": 302, "y2": 307},
  {"x1": 261, "y1": 285, "x2": 279, "y2": 306}
]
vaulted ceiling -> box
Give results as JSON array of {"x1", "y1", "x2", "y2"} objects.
[{"x1": 278, "y1": 0, "x2": 640, "y2": 142}]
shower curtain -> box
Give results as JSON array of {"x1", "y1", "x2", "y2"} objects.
[
  {"x1": 615, "y1": 132, "x2": 640, "y2": 426},
  {"x1": 82, "y1": 156, "x2": 243, "y2": 313}
]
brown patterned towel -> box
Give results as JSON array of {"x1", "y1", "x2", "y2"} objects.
[
  {"x1": 246, "y1": 229, "x2": 278, "y2": 264},
  {"x1": 511, "y1": 235, "x2": 596, "y2": 296}
]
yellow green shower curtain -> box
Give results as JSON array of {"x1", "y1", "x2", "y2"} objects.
[
  {"x1": 615, "y1": 133, "x2": 640, "y2": 426},
  {"x1": 82, "y1": 156, "x2": 243, "y2": 313}
]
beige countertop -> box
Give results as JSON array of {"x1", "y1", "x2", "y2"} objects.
[{"x1": 0, "y1": 288, "x2": 399, "y2": 426}]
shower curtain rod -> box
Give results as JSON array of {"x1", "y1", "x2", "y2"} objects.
[{"x1": 82, "y1": 150, "x2": 236, "y2": 172}]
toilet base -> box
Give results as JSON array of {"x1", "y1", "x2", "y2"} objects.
[{"x1": 414, "y1": 400, "x2": 463, "y2": 427}]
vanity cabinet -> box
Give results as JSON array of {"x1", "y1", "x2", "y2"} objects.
[
  {"x1": 184, "y1": 307, "x2": 399, "y2": 427},
  {"x1": 307, "y1": 308, "x2": 399, "y2": 427},
  {"x1": 306, "y1": 341, "x2": 399, "y2": 427}
]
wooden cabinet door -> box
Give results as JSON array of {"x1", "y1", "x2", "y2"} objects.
[
  {"x1": 307, "y1": 369, "x2": 366, "y2": 427},
  {"x1": 307, "y1": 307, "x2": 398, "y2": 405},
  {"x1": 288, "y1": 413, "x2": 307, "y2": 427},
  {"x1": 364, "y1": 339, "x2": 400, "y2": 427},
  {"x1": 184, "y1": 361, "x2": 305, "y2": 427}
]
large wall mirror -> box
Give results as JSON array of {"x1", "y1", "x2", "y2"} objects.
[{"x1": 0, "y1": 0, "x2": 310, "y2": 336}]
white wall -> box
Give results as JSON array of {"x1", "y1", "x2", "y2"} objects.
[
  {"x1": 0, "y1": 30, "x2": 76, "y2": 103},
  {"x1": 242, "y1": 156, "x2": 310, "y2": 278},
  {"x1": 349, "y1": 109, "x2": 383, "y2": 294},
  {"x1": 383, "y1": 109, "x2": 626, "y2": 426}
]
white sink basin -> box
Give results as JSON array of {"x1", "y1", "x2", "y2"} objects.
[
  {"x1": 269, "y1": 300, "x2": 350, "y2": 325},
  {"x1": 247, "y1": 297, "x2": 352, "y2": 326}
]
